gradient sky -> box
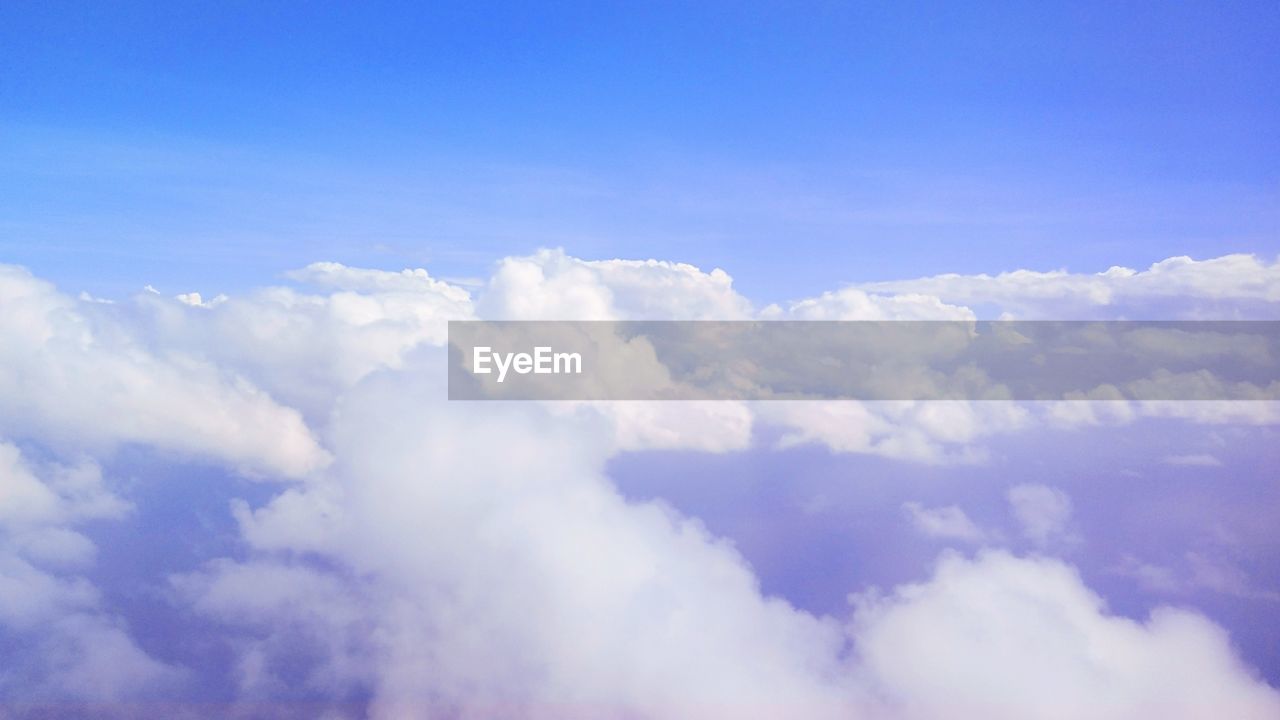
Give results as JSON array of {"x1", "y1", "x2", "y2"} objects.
[{"x1": 3, "y1": 1, "x2": 1278, "y2": 302}]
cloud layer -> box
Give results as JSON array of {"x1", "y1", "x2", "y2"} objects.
[{"x1": 1, "y1": 251, "x2": 1278, "y2": 718}]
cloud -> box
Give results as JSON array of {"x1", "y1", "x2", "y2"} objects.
[
  {"x1": 1007, "y1": 484, "x2": 1074, "y2": 546},
  {"x1": 0, "y1": 444, "x2": 180, "y2": 709},
  {"x1": 852, "y1": 253, "x2": 1280, "y2": 318},
  {"x1": 902, "y1": 502, "x2": 988, "y2": 543},
  {"x1": 0, "y1": 265, "x2": 329, "y2": 479},
  {"x1": 172, "y1": 558, "x2": 374, "y2": 708},
  {"x1": 190, "y1": 368, "x2": 862, "y2": 718},
  {"x1": 287, "y1": 261, "x2": 475, "y2": 297},
  {"x1": 477, "y1": 248, "x2": 754, "y2": 320},
  {"x1": 851, "y1": 551, "x2": 1280, "y2": 720},
  {"x1": 1045, "y1": 398, "x2": 1280, "y2": 429},
  {"x1": 1184, "y1": 552, "x2": 1280, "y2": 602},
  {"x1": 140, "y1": 262, "x2": 474, "y2": 417},
  {"x1": 776, "y1": 288, "x2": 975, "y2": 321},
  {"x1": 761, "y1": 401, "x2": 1030, "y2": 464},
  {"x1": 2, "y1": 251, "x2": 1279, "y2": 715},
  {"x1": 587, "y1": 401, "x2": 755, "y2": 453},
  {"x1": 1115, "y1": 553, "x2": 1280, "y2": 603},
  {"x1": 0, "y1": 443, "x2": 127, "y2": 569},
  {"x1": 752, "y1": 253, "x2": 1280, "y2": 459},
  {"x1": 200, "y1": 344, "x2": 1277, "y2": 717}
]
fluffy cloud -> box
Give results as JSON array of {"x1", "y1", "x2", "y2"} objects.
[
  {"x1": 758, "y1": 253, "x2": 1280, "y2": 459},
  {"x1": 0, "y1": 443, "x2": 126, "y2": 568},
  {"x1": 852, "y1": 551, "x2": 1280, "y2": 720},
  {"x1": 287, "y1": 261, "x2": 476, "y2": 297},
  {"x1": 2, "y1": 251, "x2": 1279, "y2": 717},
  {"x1": 191, "y1": 368, "x2": 861, "y2": 719},
  {"x1": 194, "y1": 342, "x2": 1276, "y2": 718},
  {"x1": 0, "y1": 265, "x2": 329, "y2": 478},
  {"x1": 137, "y1": 262, "x2": 474, "y2": 417},
  {"x1": 477, "y1": 248, "x2": 755, "y2": 320},
  {"x1": 0, "y1": 444, "x2": 179, "y2": 709},
  {"x1": 777, "y1": 288, "x2": 974, "y2": 321},
  {"x1": 585, "y1": 401, "x2": 755, "y2": 453}
]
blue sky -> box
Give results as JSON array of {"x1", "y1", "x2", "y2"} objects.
[
  {"x1": 4, "y1": 5, "x2": 1280, "y2": 715},
  {"x1": 3, "y1": 1, "x2": 1278, "y2": 302}
]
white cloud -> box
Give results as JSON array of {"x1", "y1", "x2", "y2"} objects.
[
  {"x1": 175, "y1": 290, "x2": 228, "y2": 308},
  {"x1": 902, "y1": 502, "x2": 987, "y2": 543},
  {"x1": 1007, "y1": 484, "x2": 1074, "y2": 546},
  {"x1": 174, "y1": 558, "x2": 374, "y2": 703},
  {"x1": 852, "y1": 253, "x2": 1280, "y2": 318},
  {"x1": 202, "y1": 350, "x2": 1278, "y2": 717},
  {"x1": 586, "y1": 401, "x2": 755, "y2": 454},
  {"x1": 2, "y1": 251, "x2": 1279, "y2": 714},
  {"x1": 781, "y1": 288, "x2": 975, "y2": 321},
  {"x1": 761, "y1": 401, "x2": 1030, "y2": 464},
  {"x1": 1045, "y1": 398, "x2": 1280, "y2": 430},
  {"x1": 851, "y1": 551, "x2": 1280, "y2": 720},
  {"x1": 192, "y1": 368, "x2": 862, "y2": 718},
  {"x1": 477, "y1": 248, "x2": 755, "y2": 320},
  {"x1": 133, "y1": 262, "x2": 474, "y2": 417},
  {"x1": 287, "y1": 261, "x2": 476, "y2": 298},
  {"x1": 0, "y1": 444, "x2": 180, "y2": 706},
  {"x1": 0, "y1": 443, "x2": 127, "y2": 570},
  {"x1": 0, "y1": 265, "x2": 329, "y2": 478}
]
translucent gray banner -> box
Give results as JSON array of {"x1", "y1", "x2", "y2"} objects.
[{"x1": 447, "y1": 321, "x2": 1280, "y2": 401}]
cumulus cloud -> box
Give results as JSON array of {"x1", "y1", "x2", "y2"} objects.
[
  {"x1": 208, "y1": 332, "x2": 1276, "y2": 718},
  {"x1": 851, "y1": 551, "x2": 1280, "y2": 720},
  {"x1": 191, "y1": 369, "x2": 861, "y2": 719},
  {"x1": 194, "y1": 362, "x2": 1280, "y2": 718},
  {"x1": 2, "y1": 251, "x2": 1278, "y2": 717},
  {"x1": 756, "y1": 253, "x2": 1280, "y2": 458},
  {"x1": 0, "y1": 265, "x2": 329, "y2": 478},
  {"x1": 477, "y1": 248, "x2": 755, "y2": 320},
  {"x1": 287, "y1": 261, "x2": 476, "y2": 297},
  {"x1": 137, "y1": 262, "x2": 474, "y2": 417},
  {"x1": 775, "y1": 288, "x2": 975, "y2": 321}
]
